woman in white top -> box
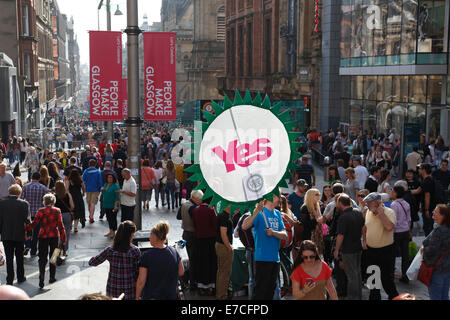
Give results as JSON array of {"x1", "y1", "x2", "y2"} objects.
[
  {"x1": 153, "y1": 160, "x2": 165, "y2": 208},
  {"x1": 377, "y1": 168, "x2": 392, "y2": 197}
]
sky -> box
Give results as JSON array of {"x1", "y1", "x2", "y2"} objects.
[{"x1": 57, "y1": 0, "x2": 162, "y2": 66}]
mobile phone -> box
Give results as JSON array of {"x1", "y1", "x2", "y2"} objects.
[{"x1": 306, "y1": 278, "x2": 314, "y2": 285}]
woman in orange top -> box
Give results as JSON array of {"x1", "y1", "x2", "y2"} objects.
[
  {"x1": 141, "y1": 159, "x2": 155, "y2": 210},
  {"x1": 290, "y1": 240, "x2": 338, "y2": 300}
]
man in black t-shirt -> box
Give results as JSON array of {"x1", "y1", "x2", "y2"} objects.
[
  {"x1": 294, "y1": 156, "x2": 315, "y2": 187},
  {"x1": 412, "y1": 163, "x2": 436, "y2": 236},
  {"x1": 432, "y1": 159, "x2": 450, "y2": 191},
  {"x1": 63, "y1": 157, "x2": 82, "y2": 179},
  {"x1": 215, "y1": 206, "x2": 233, "y2": 300},
  {"x1": 334, "y1": 194, "x2": 365, "y2": 300}
]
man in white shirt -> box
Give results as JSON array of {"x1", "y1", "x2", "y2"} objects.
[
  {"x1": 353, "y1": 157, "x2": 369, "y2": 189},
  {"x1": 405, "y1": 147, "x2": 422, "y2": 172},
  {"x1": 117, "y1": 168, "x2": 137, "y2": 222}
]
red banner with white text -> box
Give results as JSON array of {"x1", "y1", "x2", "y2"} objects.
[
  {"x1": 143, "y1": 32, "x2": 176, "y2": 121},
  {"x1": 122, "y1": 78, "x2": 128, "y2": 119},
  {"x1": 89, "y1": 31, "x2": 123, "y2": 121}
]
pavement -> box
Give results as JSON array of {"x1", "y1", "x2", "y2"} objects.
[{"x1": 0, "y1": 161, "x2": 435, "y2": 300}]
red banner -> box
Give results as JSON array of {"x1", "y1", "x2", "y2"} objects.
[
  {"x1": 122, "y1": 78, "x2": 128, "y2": 119},
  {"x1": 143, "y1": 32, "x2": 176, "y2": 121},
  {"x1": 89, "y1": 31, "x2": 122, "y2": 121}
]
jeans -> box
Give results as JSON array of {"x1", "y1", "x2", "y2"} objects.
[
  {"x1": 166, "y1": 182, "x2": 176, "y2": 208},
  {"x1": 3, "y1": 241, "x2": 25, "y2": 284},
  {"x1": 154, "y1": 184, "x2": 165, "y2": 206},
  {"x1": 38, "y1": 237, "x2": 59, "y2": 281},
  {"x1": 428, "y1": 272, "x2": 450, "y2": 300},
  {"x1": 366, "y1": 244, "x2": 399, "y2": 300},
  {"x1": 121, "y1": 205, "x2": 135, "y2": 222},
  {"x1": 182, "y1": 231, "x2": 196, "y2": 288},
  {"x1": 253, "y1": 261, "x2": 280, "y2": 300},
  {"x1": 25, "y1": 222, "x2": 40, "y2": 256},
  {"x1": 341, "y1": 251, "x2": 362, "y2": 300},
  {"x1": 60, "y1": 212, "x2": 72, "y2": 252},
  {"x1": 394, "y1": 231, "x2": 410, "y2": 277}
]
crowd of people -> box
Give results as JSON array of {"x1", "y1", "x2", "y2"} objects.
[{"x1": 0, "y1": 124, "x2": 449, "y2": 301}]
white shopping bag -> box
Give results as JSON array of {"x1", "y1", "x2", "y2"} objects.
[{"x1": 406, "y1": 250, "x2": 423, "y2": 281}]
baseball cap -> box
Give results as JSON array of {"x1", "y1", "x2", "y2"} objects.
[
  {"x1": 363, "y1": 192, "x2": 381, "y2": 203},
  {"x1": 296, "y1": 179, "x2": 308, "y2": 187}
]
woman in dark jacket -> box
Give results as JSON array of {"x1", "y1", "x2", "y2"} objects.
[{"x1": 422, "y1": 204, "x2": 450, "y2": 300}]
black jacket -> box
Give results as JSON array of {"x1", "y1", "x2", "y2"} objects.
[
  {"x1": 0, "y1": 196, "x2": 30, "y2": 242},
  {"x1": 364, "y1": 176, "x2": 379, "y2": 193}
]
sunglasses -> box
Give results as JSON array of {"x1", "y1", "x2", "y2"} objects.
[
  {"x1": 315, "y1": 194, "x2": 320, "y2": 196},
  {"x1": 302, "y1": 255, "x2": 316, "y2": 260},
  {"x1": 357, "y1": 194, "x2": 365, "y2": 197}
]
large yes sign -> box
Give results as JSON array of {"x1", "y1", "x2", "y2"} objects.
[{"x1": 212, "y1": 138, "x2": 273, "y2": 173}]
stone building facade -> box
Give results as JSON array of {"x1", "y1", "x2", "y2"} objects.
[{"x1": 219, "y1": 0, "x2": 323, "y2": 132}]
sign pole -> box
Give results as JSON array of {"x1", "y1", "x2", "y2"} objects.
[{"x1": 125, "y1": 0, "x2": 142, "y2": 230}]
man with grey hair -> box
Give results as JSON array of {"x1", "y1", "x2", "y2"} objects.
[
  {"x1": 0, "y1": 163, "x2": 15, "y2": 200},
  {"x1": 117, "y1": 168, "x2": 137, "y2": 222},
  {"x1": 176, "y1": 189, "x2": 203, "y2": 292},
  {"x1": 362, "y1": 192, "x2": 399, "y2": 300},
  {"x1": 0, "y1": 184, "x2": 30, "y2": 285}
]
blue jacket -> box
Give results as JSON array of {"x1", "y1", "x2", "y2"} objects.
[{"x1": 82, "y1": 167, "x2": 103, "y2": 192}]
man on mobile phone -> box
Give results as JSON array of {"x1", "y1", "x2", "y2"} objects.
[{"x1": 242, "y1": 194, "x2": 287, "y2": 300}]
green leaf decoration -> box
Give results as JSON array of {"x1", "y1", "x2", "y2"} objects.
[
  {"x1": 184, "y1": 164, "x2": 200, "y2": 174},
  {"x1": 234, "y1": 89, "x2": 244, "y2": 106},
  {"x1": 202, "y1": 188, "x2": 214, "y2": 201},
  {"x1": 278, "y1": 110, "x2": 291, "y2": 123},
  {"x1": 212, "y1": 101, "x2": 224, "y2": 117},
  {"x1": 262, "y1": 95, "x2": 271, "y2": 109},
  {"x1": 224, "y1": 94, "x2": 233, "y2": 110},
  {"x1": 202, "y1": 110, "x2": 216, "y2": 124},
  {"x1": 270, "y1": 102, "x2": 282, "y2": 115},
  {"x1": 284, "y1": 121, "x2": 297, "y2": 132},
  {"x1": 252, "y1": 92, "x2": 262, "y2": 106},
  {"x1": 243, "y1": 89, "x2": 253, "y2": 105},
  {"x1": 188, "y1": 172, "x2": 203, "y2": 182}
]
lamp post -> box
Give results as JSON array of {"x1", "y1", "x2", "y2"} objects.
[
  {"x1": 125, "y1": 0, "x2": 142, "y2": 230},
  {"x1": 98, "y1": 0, "x2": 123, "y2": 144}
]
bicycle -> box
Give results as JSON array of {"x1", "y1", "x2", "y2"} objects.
[{"x1": 279, "y1": 246, "x2": 294, "y2": 298}]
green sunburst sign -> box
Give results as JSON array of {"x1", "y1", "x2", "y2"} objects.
[{"x1": 185, "y1": 90, "x2": 301, "y2": 214}]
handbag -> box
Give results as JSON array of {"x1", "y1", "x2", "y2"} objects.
[
  {"x1": 50, "y1": 247, "x2": 62, "y2": 266},
  {"x1": 417, "y1": 245, "x2": 450, "y2": 286}
]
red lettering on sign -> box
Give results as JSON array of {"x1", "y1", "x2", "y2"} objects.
[{"x1": 212, "y1": 138, "x2": 273, "y2": 173}]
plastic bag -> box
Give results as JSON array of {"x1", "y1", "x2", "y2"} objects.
[
  {"x1": 406, "y1": 250, "x2": 423, "y2": 281},
  {"x1": 50, "y1": 248, "x2": 62, "y2": 266}
]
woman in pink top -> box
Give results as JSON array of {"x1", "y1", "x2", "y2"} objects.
[{"x1": 290, "y1": 240, "x2": 338, "y2": 300}]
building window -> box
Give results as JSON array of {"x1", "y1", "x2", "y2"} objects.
[
  {"x1": 238, "y1": 25, "x2": 244, "y2": 76},
  {"x1": 231, "y1": 27, "x2": 236, "y2": 76},
  {"x1": 22, "y1": 4, "x2": 30, "y2": 36},
  {"x1": 217, "y1": 6, "x2": 226, "y2": 42},
  {"x1": 265, "y1": 18, "x2": 271, "y2": 74},
  {"x1": 24, "y1": 54, "x2": 31, "y2": 84},
  {"x1": 247, "y1": 22, "x2": 252, "y2": 76}
]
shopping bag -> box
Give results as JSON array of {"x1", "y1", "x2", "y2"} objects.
[
  {"x1": 409, "y1": 242, "x2": 418, "y2": 263},
  {"x1": 406, "y1": 250, "x2": 423, "y2": 281},
  {"x1": 50, "y1": 248, "x2": 62, "y2": 266}
]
